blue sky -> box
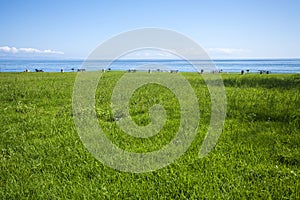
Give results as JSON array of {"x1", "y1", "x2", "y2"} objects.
[{"x1": 0, "y1": 0, "x2": 299, "y2": 59}]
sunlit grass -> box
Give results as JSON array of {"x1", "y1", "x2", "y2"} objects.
[{"x1": 0, "y1": 72, "x2": 299, "y2": 199}]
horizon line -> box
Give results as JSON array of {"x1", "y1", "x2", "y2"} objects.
[{"x1": 1, "y1": 57, "x2": 300, "y2": 61}]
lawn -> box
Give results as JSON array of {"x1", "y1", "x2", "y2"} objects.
[{"x1": 0, "y1": 72, "x2": 299, "y2": 199}]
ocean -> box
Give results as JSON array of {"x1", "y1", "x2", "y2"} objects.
[{"x1": 0, "y1": 59, "x2": 300, "y2": 73}]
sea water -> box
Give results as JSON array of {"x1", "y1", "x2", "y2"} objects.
[{"x1": 0, "y1": 59, "x2": 300, "y2": 73}]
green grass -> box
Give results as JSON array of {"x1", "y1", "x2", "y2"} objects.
[{"x1": 0, "y1": 72, "x2": 299, "y2": 199}]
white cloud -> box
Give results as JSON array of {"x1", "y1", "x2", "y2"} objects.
[
  {"x1": 0, "y1": 46, "x2": 64, "y2": 55},
  {"x1": 207, "y1": 48, "x2": 250, "y2": 58},
  {"x1": 120, "y1": 48, "x2": 251, "y2": 60},
  {"x1": 121, "y1": 49, "x2": 178, "y2": 59}
]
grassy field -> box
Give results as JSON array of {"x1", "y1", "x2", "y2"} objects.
[{"x1": 0, "y1": 72, "x2": 299, "y2": 199}]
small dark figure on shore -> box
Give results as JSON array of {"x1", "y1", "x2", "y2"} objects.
[
  {"x1": 61, "y1": 68, "x2": 64, "y2": 73},
  {"x1": 241, "y1": 70, "x2": 244, "y2": 75},
  {"x1": 148, "y1": 69, "x2": 151, "y2": 73},
  {"x1": 200, "y1": 69, "x2": 204, "y2": 74},
  {"x1": 246, "y1": 69, "x2": 250, "y2": 73},
  {"x1": 35, "y1": 69, "x2": 44, "y2": 72},
  {"x1": 71, "y1": 68, "x2": 74, "y2": 72}
]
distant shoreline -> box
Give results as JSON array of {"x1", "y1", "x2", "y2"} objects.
[{"x1": 0, "y1": 70, "x2": 300, "y2": 74}]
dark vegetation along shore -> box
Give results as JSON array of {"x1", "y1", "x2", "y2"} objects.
[{"x1": 0, "y1": 72, "x2": 299, "y2": 199}]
